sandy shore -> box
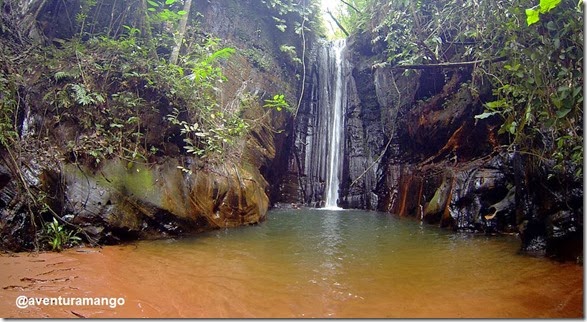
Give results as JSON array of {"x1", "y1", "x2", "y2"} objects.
[{"x1": 0, "y1": 247, "x2": 164, "y2": 318}]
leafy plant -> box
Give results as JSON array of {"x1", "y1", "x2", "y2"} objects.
[
  {"x1": 327, "y1": 0, "x2": 371, "y2": 38},
  {"x1": 166, "y1": 107, "x2": 249, "y2": 158},
  {"x1": 70, "y1": 83, "x2": 105, "y2": 106},
  {"x1": 189, "y1": 45, "x2": 235, "y2": 82},
  {"x1": 477, "y1": 0, "x2": 583, "y2": 177},
  {"x1": 146, "y1": 0, "x2": 188, "y2": 25},
  {"x1": 279, "y1": 45, "x2": 302, "y2": 64},
  {"x1": 263, "y1": 94, "x2": 291, "y2": 112},
  {"x1": 526, "y1": 0, "x2": 562, "y2": 25},
  {"x1": 42, "y1": 218, "x2": 82, "y2": 252},
  {"x1": 76, "y1": 0, "x2": 97, "y2": 36}
]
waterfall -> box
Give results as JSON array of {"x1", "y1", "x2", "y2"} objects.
[
  {"x1": 21, "y1": 108, "x2": 32, "y2": 137},
  {"x1": 286, "y1": 39, "x2": 348, "y2": 208},
  {"x1": 323, "y1": 39, "x2": 346, "y2": 209}
]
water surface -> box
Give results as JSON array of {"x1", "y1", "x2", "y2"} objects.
[{"x1": 0, "y1": 209, "x2": 583, "y2": 318}]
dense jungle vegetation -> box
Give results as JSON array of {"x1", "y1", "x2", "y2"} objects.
[{"x1": 0, "y1": 0, "x2": 318, "y2": 164}]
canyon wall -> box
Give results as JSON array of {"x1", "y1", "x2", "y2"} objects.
[
  {"x1": 0, "y1": 0, "x2": 309, "y2": 250},
  {"x1": 275, "y1": 27, "x2": 582, "y2": 260}
]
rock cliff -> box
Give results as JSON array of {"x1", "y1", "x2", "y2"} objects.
[
  {"x1": 0, "y1": 0, "x2": 308, "y2": 250},
  {"x1": 274, "y1": 26, "x2": 581, "y2": 260}
]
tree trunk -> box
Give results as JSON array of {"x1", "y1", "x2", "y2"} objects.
[{"x1": 169, "y1": 0, "x2": 192, "y2": 65}]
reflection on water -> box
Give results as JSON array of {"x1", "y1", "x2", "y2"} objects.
[
  {"x1": 0, "y1": 209, "x2": 583, "y2": 318},
  {"x1": 315, "y1": 210, "x2": 344, "y2": 316}
]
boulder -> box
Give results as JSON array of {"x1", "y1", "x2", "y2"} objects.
[{"x1": 62, "y1": 158, "x2": 268, "y2": 244}]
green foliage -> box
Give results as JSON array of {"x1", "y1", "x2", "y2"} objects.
[
  {"x1": 279, "y1": 45, "x2": 302, "y2": 64},
  {"x1": 326, "y1": 0, "x2": 371, "y2": 38},
  {"x1": 363, "y1": 0, "x2": 583, "y2": 179},
  {"x1": 30, "y1": 12, "x2": 255, "y2": 164},
  {"x1": 146, "y1": 0, "x2": 186, "y2": 23},
  {"x1": 526, "y1": 0, "x2": 562, "y2": 25},
  {"x1": 261, "y1": 0, "x2": 322, "y2": 61},
  {"x1": 38, "y1": 36, "x2": 147, "y2": 164},
  {"x1": 41, "y1": 218, "x2": 81, "y2": 252},
  {"x1": 76, "y1": 0, "x2": 97, "y2": 35},
  {"x1": 262, "y1": 0, "x2": 308, "y2": 16},
  {"x1": 242, "y1": 48, "x2": 272, "y2": 71},
  {"x1": 480, "y1": 1, "x2": 583, "y2": 177},
  {"x1": 263, "y1": 94, "x2": 291, "y2": 112},
  {"x1": 70, "y1": 83, "x2": 105, "y2": 106},
  {"x1": 166, "y1": 107, "x2": 249, "y2": 158},
  {"x1": 154, "y1": 39, "x2": 250, "y2": 159},
  {"x1": 190, "y1": 45, "x2": 235, "y2": 83},
  {"x1": 273, "y1": 16, "x2": 288, "y2": 32}
]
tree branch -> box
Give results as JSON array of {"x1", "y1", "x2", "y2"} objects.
[
  {"x1": 326, "y1": 10, "x2": 349, "y2": 37},
  {"x1": 339, "y1": 0, "x2": 361, "y2": 14},
  {"x1": 392, "y1": 56, "x2": 507, "y2": 69}
]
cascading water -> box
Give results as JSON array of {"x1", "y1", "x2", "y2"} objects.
[
  {"x1": 323, "y1": 39, "x2": 346, "y2": 209},
  {"x1": 286, "y1": 39, "x2": 348, "y2": 208}
]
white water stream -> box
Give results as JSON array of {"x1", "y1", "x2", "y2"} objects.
[{"x1": 324, "y1": 39, "x2": 346, "y2": 209}]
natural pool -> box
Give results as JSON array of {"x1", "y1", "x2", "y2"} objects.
[{"x1": 0, "y1": 208, "x2": 583, "y2": 318}]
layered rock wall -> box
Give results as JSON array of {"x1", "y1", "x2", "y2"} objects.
[
  {"x1": 344, "y1": 30, "x2": 582, "y2": 260},
  {"x1": 0, "y1": 0, "x2": 306, "y2": 250},
  {"x1": 275, "y1": 24, "x2": 582, "y2": 260}
]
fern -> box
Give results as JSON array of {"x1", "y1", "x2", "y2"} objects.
[
  {"x1": 54, "y1": 71, "x2": 70, "y2": 81},
  {"x1": 71, "y1": 84, "x2": 89, "y2": 105},
  {"x1": 203, "y1": 47, "x2": 236, "y2": 65},
  {"x1": 69, "y1": 83, "x2": 104, "y2": 106}
]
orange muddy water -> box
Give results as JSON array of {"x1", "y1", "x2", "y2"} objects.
[{"x1": 0, "y1": 209, "x2": 583, "y2": 318}]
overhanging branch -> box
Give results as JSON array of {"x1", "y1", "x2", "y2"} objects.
[
  {"x1": 327, "y1": 10, "x2": 349, "y2": 37},
  {"x1": 339, "y1": 0, "x2": 361, "y2": 14},
  {"x1": 392, "y1": 56, "x2": 508, "y2": 69}
]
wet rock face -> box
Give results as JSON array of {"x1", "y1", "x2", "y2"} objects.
[
  {"x1": 514, "y1": 153, "x2": 584, "y2": 261},
  {"x1": 0, "y1": 163, "x2": 35, "y2": 251},
  {"x1": 275, "y1": 39, "x2": 406, "y2": 209},
  {"x1": 275, "y1": 41, "x2": 346, "y2": 207},
  {"x1": 340, "y1": 62, "x2": 384, "y2": 209},
  {"x1": 0, "y1": 0, "x2": 298, "y2": 250},
  {"x1": 377, "y1": 155, "x2": 516, "y2": 233},
  {"x1": 545, "y1": 210, "x2": 583, "y2": 260},
  {"x1": 319, "y1": 29, "x2": 584, "y2": 260},
  {"x1": 0, "y1": 153, "x2": 269, "y2": 249},
  {"x1": 62, "y1": 159, "x2": 268, "y2": 244},
  {"x1": 421, "y1": 157, "x2": 514, "y2": 231},
  {"x1": 0, "y1": 145, "x2": 63, "y2": 251}
]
